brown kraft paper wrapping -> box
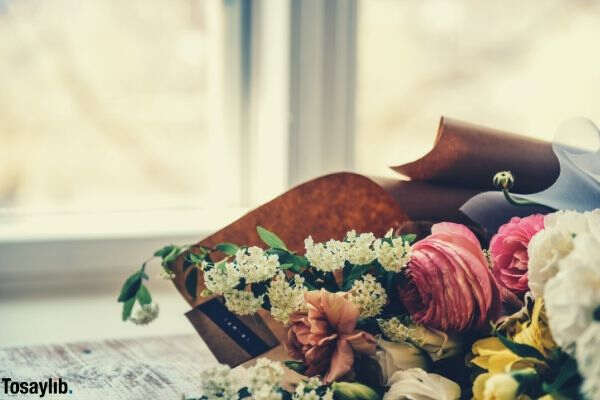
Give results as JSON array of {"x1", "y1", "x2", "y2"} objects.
[{"x1": 392, "y1": 116, "x2": 560, "y2": 193}]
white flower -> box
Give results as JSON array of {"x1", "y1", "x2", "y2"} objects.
[
  {"x1": 482, "y1": 373, "x2": 519, "y2": 400},
  {"x1": 374, "y1": 339, "x2": 427, "y2": 384},
  {"x1": 251, "y1": 385, "x2": 282, "y2": 400},
  {"x1": 204, "y1": 261, "x2": 241, "y2": 295},
  {"x1": 293, "y1": 377, "x2": 333, "y2": 400},
  {"x1": 246, "y1": 358, "x2": 284, "y2": 394},
  {"x1": 383, "y1": 368, "x2": 460, "y2": 400},
  {"x1": 374, "y1": 237, "x2": 412, "y2": 272},
  {"x1": 348, "y1": 274, "x2": 387, "y2": 318},
  {"x1": 235, "y1": 246, "x2": 280, "y2": 284},
  {"x1": 528, "y1": 209, "x2": 600, "y2": 298},
  {"x1": 223, "y1": 289, "x2": 264, "y2": 315},
  {"x1": 544, "y1": 232, "x2": 600, "y2": 353},
  {"x1": 345, "y1": 230, "x2": 378, "y2": 265},
  {"x1": 304, "y1": 236, "x2": 348, "y2": 272},
  {"x1": 129, "y1": 303, "x2": 159, "y2": 325},
  {"x1": 267, "y1": 272, "x2": 307, "y2": 324},
  {"x1": 200, "y1": 364, "x2": 240, "y2": 400},
  {"x1": 576, "y1": 323, "x2": 600, "y2": 400}
]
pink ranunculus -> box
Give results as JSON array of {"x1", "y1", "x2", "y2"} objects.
[
  {"x1": 399, "y1": 222, "x2": 502, "y2": 332},
  {"x1": 285, "y1": 289, "x2": 376, "y2": 383},
  {"x1": 489, "y1": 214, "x2": 545, "y2": 295}
]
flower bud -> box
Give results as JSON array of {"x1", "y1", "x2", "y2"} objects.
[
  {"x1": 493, "y1": 171, "x2": 515, "y2": 190},
  {"x1": 483, "y1": 373, "x2": 519, "y2": 400},
  {"x1": 332, "y1": 382, "x2": 380, "y2": 400}
]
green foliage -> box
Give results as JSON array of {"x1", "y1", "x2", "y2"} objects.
[
  {"x1": 257, "y1": 226, "x2": 288, "y2": 250},
  {"x1": 402, "y1": 233, "x2": 417, "y2": 244},
  {"x1": 497, "y1": 334, "x2": 546, "y2": 361},
  {"x1": 284, "y1": 360, "x2": 307, "y2": 374},
  {"x1": 342, "y1": 265, "x2": 372, "y2": 290},
  {"x1": 118, "y1": 267, "x2": 152, "y2": 321},
  {"x1": 216, "y1": 242, "x2": 240, "y2": 256}
]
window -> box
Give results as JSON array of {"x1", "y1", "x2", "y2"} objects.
[{"x1": 356, "y1": 0, "x2": 600, "y2": 178}]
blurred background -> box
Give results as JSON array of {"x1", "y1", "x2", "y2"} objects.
[{"x1": 1, "y1": 0, "x2": 600, "y2": 347}]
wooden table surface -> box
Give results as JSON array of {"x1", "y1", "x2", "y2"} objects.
[{"x1": 0, "y1": 334, "x2": 219, "y2": 399}]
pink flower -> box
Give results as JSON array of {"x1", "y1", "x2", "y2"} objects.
[
  {"x1": 399, "y1": 223, "x2": 502, "y2": 332},
  {"x1": 285, "y1": 289, "x2": 376, "y2": 383},
  {"x1": 489, "y1": 214, "x2": 545, "y2": 295}
]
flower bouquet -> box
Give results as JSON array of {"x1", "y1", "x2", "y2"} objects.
[{"x1": 117, "y1": 118, "x2": 600, "y2": 399}]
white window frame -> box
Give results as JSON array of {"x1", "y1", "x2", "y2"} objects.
[{"x1": 0, "y1": 0, "x2": 357, "y2": 294}]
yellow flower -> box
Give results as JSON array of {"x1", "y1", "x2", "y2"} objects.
[
  {"x1": 512, "y1": 298, "x2": 556, "y2": 357},
  {"x1": 471, "y1": 337, "x2": 546, "y2": 374},
  {"x1": 472, "y1": 371, "x2": 538, "y2": 400}
]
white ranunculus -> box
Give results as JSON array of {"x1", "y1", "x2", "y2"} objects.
[
  {"x1": 527, "y1": 209, "x2": 600, "y2": 298},
  {"x1": 544, "y1": 233, "x2": 600, "y2": 353},
  {"x1": 576, "y1": 323, "x2": 600, "y2": 400},
  {"x1": 374, "y1": 339, "x2": 427, "y2": 385},
  {"x1": 383, "y1": 368, "x2": 460, "y2": 400}
]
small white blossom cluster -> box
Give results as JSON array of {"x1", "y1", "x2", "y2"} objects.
[
  {"x1": 305, "y1": 229, "x2": 412, "y2": 273},
  {"x1": 199, "y1": 359, "x2": 289, "y2": 400},
  {"x1": 377, "y1": 317, "x2": 416, "y2": 344},
  {"x1": 246, "y1": 358, "x2": 284, "y2": 395},
  {"x1": 204, "y1": 261, "x2": 242, "y2": 295},
  {"x1": 345, "y1": 231, "x2": 377, "y2": 265},
  {"x1": 223, "y1": 289, "x2": 264, "y2": 315},
  {"x1": 130, "y1": 303, "x2": 159, "y2": 325},
  {"x1": 304, "y1": 236, "x2": 349, "y2": 272},
  {"x1": 373, "y1": 236, "x2": 412, "y2": 272},
  {"x1": 348, "y1": 274, "x2": 388, "y2": 318},
  {"x1": 200, "y1": 364, "x2": 241, "y2": 400},
  {"x1": 159, "y1": 268, "x2": 176, "y2": 280},
  {"x1": 235, "y1": 246, "x2": 280, "y2": 284},
  {"x1": 293, "y1": 377, "x2": 333, "y2": 400},
  {"x1": 267, "y1": 272, "x2": 307, "y2": 324}
]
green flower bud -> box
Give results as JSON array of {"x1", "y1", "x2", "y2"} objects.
[
  {"x1": 331, "y1": 382, "x2": 380, "y2": 400},
  {"x1": 493, "y1": 171, "x2": 515, "y2": 190}
]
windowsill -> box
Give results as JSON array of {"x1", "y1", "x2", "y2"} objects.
[
  {"x1": 0, "y1": 207, "x2": 249, "y2": 297},
  {"x1": 0, "y1": 207, "x2": 248, "y2": 243}
]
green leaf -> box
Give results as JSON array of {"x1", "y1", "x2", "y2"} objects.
[
  {"x1": 279, "y1": 263, "x2": 294, "y2": 270},
  {"x1": 342, "y1": 265, "x2": 372, "y2": 291},
  {"x1": 154, "y1": 245, "x2": 176, "y2": 258},
  {"x1": 544, "y1": 356, "x2": 579, "y2": 392},
  {"x1": 122, "y1": 297, "x2": 135, "y2": 321},
  {"x1": 185, "y1": 268, "x2": 198, "y2": 299},
  {"x1": 498, "y1": 334, "x2": 546, "y2": 361},
  {"x1": 117, "y1": 271, "x2": 143, "y2": 303},
  {"x1": 162, "y1": 246, "x2": 181, "y2": 266},
  {"x1": 284, "y1": 360, "x2": 307, "y2": 374},
  {"x1": 257, "y1": 226, "x2": 288, "y2": 250},
  {"x1": 187, "y1": 252, "x2": 206, "y2": 265},
  {"x1": 402, "y1": 234, "x2": 417, "y2": 244},
  {"x1": 216, "y1": 242, "x2": 240, "y2": 256},
  {"x1": 137, "y1": 285, "x2": 152, "y2": 305}
]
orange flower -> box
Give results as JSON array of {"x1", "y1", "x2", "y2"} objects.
[{"x1": 285, "y1": 289, "x2": 377, "y2": 383}]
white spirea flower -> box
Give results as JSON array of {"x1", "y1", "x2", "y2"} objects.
[
  {"x1": 293, "y1": 377, "x2": 333, "y2": 400},
  {"x1": 345, "y1": 230, "x2": 377, "y2": 265},
  {"x1": 348, "y1": 274, "x2": 387, "y2": 318},
  {"x1": 378, "y1": 317, "x2": 414, "y2": 343},
  {"x1": 373, "y1": 237, "x2": 412, "y2": 272},
  {"x1": 267, "y1": 272, "x2": 307, "y2": 324},
  {"x1": 383, "y1": 368, "x2": 460, "y2": 400},
  {"x1": 304, "y1": 236, "x2": 348, "y2": 272},
  {"x1": 204, "y1": 261, "x2": 241, "y2": 295},
  {"x1": 251, "y1": 385, "x2": 282, "y2": 400},
  {"x1": 544, "y1": 232, "x2": 600, "y2": 353},
  {"x1": 246, "y1": 358, "x2": 284, "y2": 394},
  {"x1": 235, "y1": 246, "x2": 280, "y2": 284},
  {"x1": 576, "y1": 323, "x2": 600, "y2": 400},
  {"x1": 200, "y1": 364, "x2": 240, "y2": 400},
  {"x1": 130, "y1": 303, "x2": 159, "y2": 325},
  {"x1": 223, "y1": 289, "x2": 263, "y2": 315},
  {"x1": 528, "y1": 209, "x2": 600, "y2": 298}
]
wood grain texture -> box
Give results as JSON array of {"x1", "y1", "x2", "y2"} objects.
[{"x1": 0, "y1": 335, "x2": 217, "y2": 399}]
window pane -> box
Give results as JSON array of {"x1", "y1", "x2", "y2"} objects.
[
  {"x1": 0, "y1": 0, "x2": 240, "y2": 211},
  {"x1": 356, "y1": 1, "x2": 600, "y2": 178}
]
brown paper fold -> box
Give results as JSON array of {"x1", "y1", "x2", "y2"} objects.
[{"x1": 392, "y1": 117, "x2": 559, "y2": 194}]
